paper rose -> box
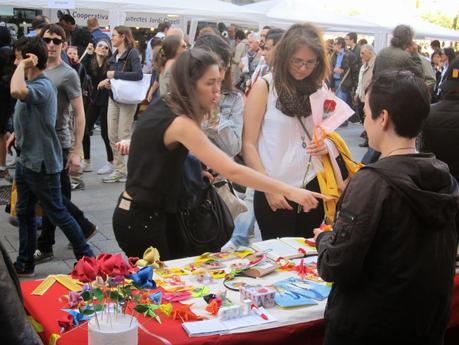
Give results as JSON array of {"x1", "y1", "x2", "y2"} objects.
[
  {"x1": 70, "y1": 256, "x2": 99, "y2": 282},
  {"x1": 323, "y1": 99, "x2": 337, "y2": 114},
  {"x1": 97, "y1": 253, "x2": 130, "y2": 278}
]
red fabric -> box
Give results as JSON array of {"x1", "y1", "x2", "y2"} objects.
[{"x1": 21, "y1": 276, "x2": 459, "y2": 345}]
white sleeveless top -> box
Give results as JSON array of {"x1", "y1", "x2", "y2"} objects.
[{"x1": 258, "y1": 74, "x2": 317, "y2": 188}]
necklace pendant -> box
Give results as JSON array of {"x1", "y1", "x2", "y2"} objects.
[{"x1": 302, "y1": 142, "x2": 307, "y2": 149}]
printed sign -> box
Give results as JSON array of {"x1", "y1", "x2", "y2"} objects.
[{"x1": 48, "y1": 0, "x2": 75, "y2": 9}]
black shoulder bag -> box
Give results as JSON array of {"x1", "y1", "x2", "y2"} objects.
[{"x1": 176, "y1": 155, "x2": 234, "y2": 257}]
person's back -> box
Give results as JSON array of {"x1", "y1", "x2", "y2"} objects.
[
  {"x1": 422, "y1": 59, "x2": 459, "y2": 182},
  {"x1": 320, "y1": 155, "x2": 458, "y2": 344},
  {"x1": 373, "y1": 45, "x2": 421, "y2": 78},
  {"x1": 316, "y1": 70, "x2": 459, "y2": 345}
]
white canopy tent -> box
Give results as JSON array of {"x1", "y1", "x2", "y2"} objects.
[
  {"x1": 0, "y1": 0, "x2": 255, "y2": 24},
  {"x1": 242, "y1": 0, "x2": 385, "y2": 34},
  {"x1": 353, "y1": 12, "x2": 459, "y2": 42}
]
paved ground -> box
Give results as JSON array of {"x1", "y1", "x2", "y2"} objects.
[{"x1": 0, "y1": 123, "x2": 367, "y2": 280}]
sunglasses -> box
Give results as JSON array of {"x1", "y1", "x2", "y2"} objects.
[{"x1": 43, "y1": 37, "x2": 63, "y2": 45}]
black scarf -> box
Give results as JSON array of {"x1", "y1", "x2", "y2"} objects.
[{"x1": 276, "y1": 77, "x2": 319, "y2": 118}]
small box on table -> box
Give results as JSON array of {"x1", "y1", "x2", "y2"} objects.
[{"x1": 240, "y1": 285, "x2": 275, "y2": 308}]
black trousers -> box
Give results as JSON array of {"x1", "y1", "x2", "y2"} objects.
[
  {"x1": 82, "y1": 103, "x2": 113, "y2": 162},
  {"x1": 254, "y1": 178, "x2": 324, "y2": 240},
  {"x1": 112, "y1": 193, "x2": 180, "y2": 261}
]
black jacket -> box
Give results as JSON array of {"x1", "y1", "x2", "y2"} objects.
[
  {"x1": 107, "y1": 47, "x2": 143, "y2": 81},
  {"x1": 317, "y1": 154, "x2": 459, "y2": 345},
  {"x1": 330, "y1": 49, "x2": 357, "y2": 92},
  {"x1": 0, "y1": 241, "x2": 43, "y2": 345},
  {"x1": 422, "y1": 93, "x2": 459, "y2": 182}
]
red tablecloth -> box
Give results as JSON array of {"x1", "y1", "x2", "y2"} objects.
[{"x1": 21, "y1": 275, "x2": 459, "y2": 345}]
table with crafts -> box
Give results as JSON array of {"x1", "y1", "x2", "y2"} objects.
[{"x1": 20, "y1": 241, "x2": 459, "y2": 345}]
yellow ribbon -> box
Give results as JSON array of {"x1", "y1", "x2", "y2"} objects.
[
  {"x1": 27, "y1": 316, "x2": 43, "y2": 333},
  {"x1": 32, "y1": 275, "x2": 82, "y2": 295}
]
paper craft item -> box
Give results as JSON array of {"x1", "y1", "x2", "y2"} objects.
[
  {"x1": 32, "y1": 275, "x2": 82, "y2": 295},
  {"x1": 239, "y1": 285, "x2": 276, "y2": 308},
  {"x1": 280, "y1": 237, "x2": 318, "y2": 256},
  {"x1": 219, "y1": 305, "x2": 242, "y2": 321},
  {"x1": 251, "y1": 237, "x2": 316, "y2": 261},
  {"x1": 310, "y1": 87, "x2": 354, "y2": 132},
  {"x1": 273, "y1": 277, "x2": 331, "y2": 308},
  {"x1": 155, "y1": 267, "x2": 188, "y2": 278},
  {"x1": 182, "y1": 308, "x2": 276, "y2": 336},
  {"x1": 199, "y1": 260, "x2": 226, "y2": 270},
  {"x1": 243, "y1": 260, "x2": 277, "y2": 278}
]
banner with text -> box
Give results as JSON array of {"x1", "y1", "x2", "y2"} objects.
[{"x1": 49, "y1": 9, "x2": 181, "y2": 28}]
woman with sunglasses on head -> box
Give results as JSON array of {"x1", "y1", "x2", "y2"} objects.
[
  {"x1": 243, "y1": 23, "x2": 330, "y2": 240},
  {"x1": 99, "y1": 26, "x2": 142, "y2": 183},
  {"x1": 80, "y1": 38, "x2": 114, "y2": 175},
  {"x1": 113, "y1": 48, "x2": 326, "y2": 260},
  {"x1": 154, "y1": 35, "x2": 187, "y2": 96}
]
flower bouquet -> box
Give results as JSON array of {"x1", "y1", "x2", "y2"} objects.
[{"x1": 62, "y1": 253, "x2": 166, "y2": 345}]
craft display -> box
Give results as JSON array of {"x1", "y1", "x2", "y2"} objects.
[{"x1": 29, "y1": 239, "x2": 332, "y2": 342}]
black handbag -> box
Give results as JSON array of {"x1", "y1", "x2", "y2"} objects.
[{"x1": 176, "y1": 155, "x2": 234, "y2": 257}]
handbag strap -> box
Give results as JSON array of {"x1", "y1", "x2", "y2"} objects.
[
  {"x1": 121, "y1": 48, "x2": 133, "y2": 72},
  {"x1": 336, "y1": 68, "x2": 350, "y2": 93},
  {"x1": 295, "y1": 114, "x2": 312, "y2": 142}
]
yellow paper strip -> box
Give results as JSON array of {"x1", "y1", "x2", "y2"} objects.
[
  {"x1": 31, "y1": 276, "x2": 56, "y2": 295},
  {"x1": 55, "y1": 275, "x2": 82, "y2": 292}
]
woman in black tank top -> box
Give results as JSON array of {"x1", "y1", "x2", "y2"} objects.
[{"x1": 113, "y1": 48, "x2": 327, "y2": 260}]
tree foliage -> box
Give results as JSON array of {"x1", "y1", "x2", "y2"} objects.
[{"x1": 421, "y1": 11, "x2": 455, "y2": 29}]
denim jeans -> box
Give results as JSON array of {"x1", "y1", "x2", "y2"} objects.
[
  {"x1": 230, "y1": 188, "x2": 256, "y2": 247},
  {"x1": 38, "y1": 148, "x2": 94, "y2": 253},
  {"x1": 335, "y1": 88, "x2": 350, "y2": 105},
  {"x1": 15, "y1": 162, "x2": 94, "y2": 270}
]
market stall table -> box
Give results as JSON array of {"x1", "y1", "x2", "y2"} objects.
[{"x1": 20, "y1": 254, "x2": 459, "y2": 345}]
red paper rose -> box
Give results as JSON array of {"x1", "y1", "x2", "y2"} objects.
[
  {"x1": 58, "y1": 313, "x2": 74, "y2": 331},
  {"x1": 97, "y1": 253, "x2": 130, "y2": 278},
  {"x1": 323, "y1": 99, "x2": 337, "y2": 113},
  {"x1": 71, "y1": 256, "x2": 99, "y2": 282}
]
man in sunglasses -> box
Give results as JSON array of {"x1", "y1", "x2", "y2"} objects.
[{"x1": 29, "y1": 24, "x2": 97, "y2": 264}]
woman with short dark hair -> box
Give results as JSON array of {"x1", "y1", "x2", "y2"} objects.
[{"x1": 315, "y1": 70, "x2": 459, "y2": 345}]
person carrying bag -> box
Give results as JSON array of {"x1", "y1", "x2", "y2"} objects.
[{"x1": 100, "y1": 26, "x2": 143, "y2": 183}]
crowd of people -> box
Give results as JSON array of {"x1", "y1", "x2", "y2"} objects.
[{"x1": 0, "y1": 12, "x2": 459, "y2": 345}]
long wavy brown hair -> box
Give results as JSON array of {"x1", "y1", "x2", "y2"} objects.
[
  {"x1": 113, "y1": 25, "x2": 135, "y2": 48},
  {"x1": 271, "y1": 23, "x2": 330, "y2": 97},
  {"x1": 167, "y1": 48, "x2": 219, "y2": 123}
]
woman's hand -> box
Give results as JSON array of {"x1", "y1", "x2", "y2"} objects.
[
  {"x1": 86, "y1": 43, "x2": 94, "y2": 55},
  {"x1": 97, "y1": 79, "x2": 110, "y2": 90},
  {"x1": 306, "y1": 138, "x2": 328, "y2": 157},
  {"x1": 265, "y1": 193, "x2": 293, "y2": 212},
  {"x1": 107, "y1": 71, "x2": 115, "y2": 79},
  {"x1": 116, "y1": 139, "x2": 131, "y2": 155},
  {"x1": 286, "y1": 188, "x2": 332, "y2": 213},
  {"x1": 202, "y1": 170, "x2": 215, "y2": 183},
  {"x1": 313, "y1": 227, "x2": 324, "y2": 241}
]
